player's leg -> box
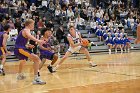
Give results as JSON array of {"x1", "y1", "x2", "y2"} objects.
[
  {"x1": 51, "y1": 54, "x2": 58, "y2": 65},
  {"x1": 0, "y1": 48, "x2": 6, "y2": 75},
  {"x1": 53, "y1": 51, "x2": 72, "y2": 71},
  {"x1": 38, "y1": 58, "x2": 46, "y2": 76},
  {"x1": 15, "y1": 49, "x2": 46, "y2": 84},
  {"x1": 47, "y1": 54, "x2": 58, "y2": 73},
  {"x1": 79, "y1": 47, "x2": 97, "y2": 67},
  {"x1": 17, "y1": 60, "x2": 26, "y2": 80},
  {"x1": 29, "y1": 53, "x2": 46, "y2": 84},
  {"x1": 39, "y1": 58, "x2": 46, "y2": 70}
]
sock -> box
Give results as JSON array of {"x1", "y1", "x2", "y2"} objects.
[
  {"x1": 34, "y1": 75, "x2": 39, "y2": 80},
  {"x1": 53, "y1": 65, "x2": 60, "y2": 71},
  {"x1": 0, "y1": 65, "x2": 3, "y2": 69},
  {"x1": 89, "y1": 61, "x2": 93, "y2": 64}
]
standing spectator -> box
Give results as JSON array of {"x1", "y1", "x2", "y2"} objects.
[
  {"x1": 14, "y1": 18, "x2": 22, "y2": 33},
  {"x1": 56, "y1": 25, "x2": 65, "y2": 43}
]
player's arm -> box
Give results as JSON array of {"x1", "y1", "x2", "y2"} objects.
[
  {"x1": 2, "y1": 34, "x2": 9, "y2": 53},
  {"x1": 24, "y1": 29, "x2": 44, "y2": 44},
  {"x1": 39, "y1": 38, "x2": 51, "y2": 51},
  {"x1": 67, "y1": 36, "x2": 81, "y2": 48},
  {"x1": 77, "y1": 32, "x2": 82, "y2": 41},
  {"x1": 25, "y1": 40, "x2": 35, "y2": 49}
]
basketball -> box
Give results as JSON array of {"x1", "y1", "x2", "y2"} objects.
[{"x1": 81, "y1": 39, "x2": 89, "y2": 46}]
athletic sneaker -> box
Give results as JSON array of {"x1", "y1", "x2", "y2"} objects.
[
  {"x1": 47, "y1": 65, "x2": 55, "y2": 73},
  {"x1": 17, "y1": 73, "x2": 26, "y2": 80},
  {"x1": 89, "y1": 62, "x2": 97, "y2": 67},
  {"x1": 0, "y1": 69, "x2": 5, "y2": 76},
  {"x1": 33, "y1": 77, "x2": 46, "y2": 85}
]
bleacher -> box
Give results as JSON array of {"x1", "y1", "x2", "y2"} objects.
[{"x1": 3, "y1": 0, "x2": 140, "y2": 62}]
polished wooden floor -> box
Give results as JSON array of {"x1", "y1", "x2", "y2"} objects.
[{"x1": 0, "y1": 52, "x2": 140, "y2": 93}]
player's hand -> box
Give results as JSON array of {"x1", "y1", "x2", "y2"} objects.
[
  {"x1": 28, "y1": 44, "x2": 35, "y2": 49},
  {"x1": 6, "y1": 51, "x2": 12, "y2": 55},
  {"x1": 38, "y1": 40, "x2": 46, "y2": 45},
  {"x1": 46, "y1": 47, "x2": 52, "y2": 51}
]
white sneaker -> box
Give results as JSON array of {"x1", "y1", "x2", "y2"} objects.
[
  {"x1": 124, "y1": 49, "x2": 127, "y2": 52},
  {"x1": 128, "y1": 48, "x2": 130, "y2": 52},
  {"x1": 89, "y1": 62, "x2": 97, "y2": 67},
  {"x1": 121, "y1": 49, "x2": 123, "y2": 53},
  {"x1": 17, "y1": 73, "x2": 26, "y2": 80},
  {"x1": 109, "y1": 49, "x2": 111, "y2": 54},
  {"x1": 115, "y1": 49, "x2": 117, "y2": 53},
  {"x1": 33, "y1": 77, "x2": 46, "y2": 85}
]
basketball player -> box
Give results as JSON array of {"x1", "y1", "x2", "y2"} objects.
[
  {"x1": 38, "y1": 28, "x2": 58, "y2": 75},
  {"x1": 14, "y1": 19, "x2": 46, "y2": 85},
  {"x1": 0, "y1": 25, "x2": 11, "y2": 75},
  {"x1": 53, "y1": 26, "x2": 97, "y2": 71}
]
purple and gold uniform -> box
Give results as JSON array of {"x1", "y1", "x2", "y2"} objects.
[
  {"x1": 14, "y1": 30, "x2": 32, "y2": 60},
  {"x1": 0, "y1": 32, "x2": 6, "y2": 56},
  {"x1": 39, "y1": 39, "x2": 55, "y2": 60}
]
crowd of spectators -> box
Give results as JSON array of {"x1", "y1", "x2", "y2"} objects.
[{"x1": 0, "y1": 0, "x2": 140, "y2": 54}]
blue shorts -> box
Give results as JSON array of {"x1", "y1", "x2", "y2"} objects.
[
  {"x1": 40, "y1": 50, "x2": 55, "y2": 60},
  {"x1": 14, "y1": 48, "x2": 32, "y2": 60}
]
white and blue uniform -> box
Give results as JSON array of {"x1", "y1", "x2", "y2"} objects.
[
  {"x1": 67, "y1": 32, "x2": 81, "y2": 53},
  {"x1": 124, "y1": 37, "x2": 130, "y2": 46},
  {"x1": 106, "y1": 36, "x2": 114, "y2": 45}
]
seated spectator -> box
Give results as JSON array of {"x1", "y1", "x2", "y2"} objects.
[
  {"x1": 48, "y1": 1, "x2": 55, "y2": 13},
  {"x1": 67, "y1": 7, "x2": 74, "y2": 19},
  {"x1": 7, "y1": 19, "x2": 15, "y2": 29},
  {"x1": 30, "y1": 3, "x2": 36, "y2": 14},
  {"x1": 75, "y1": 15, "x2": 85, "y2": 30},
  {"x1": 21, "y1": 10, "x2": 30, "y2": 22},
  {"x1": 42, "y1": 0, "x2": 48, "y2": 12},
  {"x1": 37, "y1": 18, "x2": 45, "y2": 29},
  {"x1": 46, "y1": 20, "x2": 54, "y2": 30},
  {"x1": 13, "y1": 10, "x2": 21, "y2": 19}
]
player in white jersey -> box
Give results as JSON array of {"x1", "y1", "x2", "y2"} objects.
[{"x1": 53, "y1": 26, "x2": 97, "y2": 71}]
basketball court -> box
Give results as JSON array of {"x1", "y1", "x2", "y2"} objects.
[{"x1": 0, "y1": 52, "x2": 140, "y2": 93}]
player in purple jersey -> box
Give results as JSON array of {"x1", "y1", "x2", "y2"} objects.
[
  {"x1": 0, "y1": 25, "x2": 11, "y2": 75},
  {"x1": 38, "y1": 28, "x2": 58, "y2": 75},
  {"x1": 14, "y1": 19, "x2": 46, "y2": 85}
]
